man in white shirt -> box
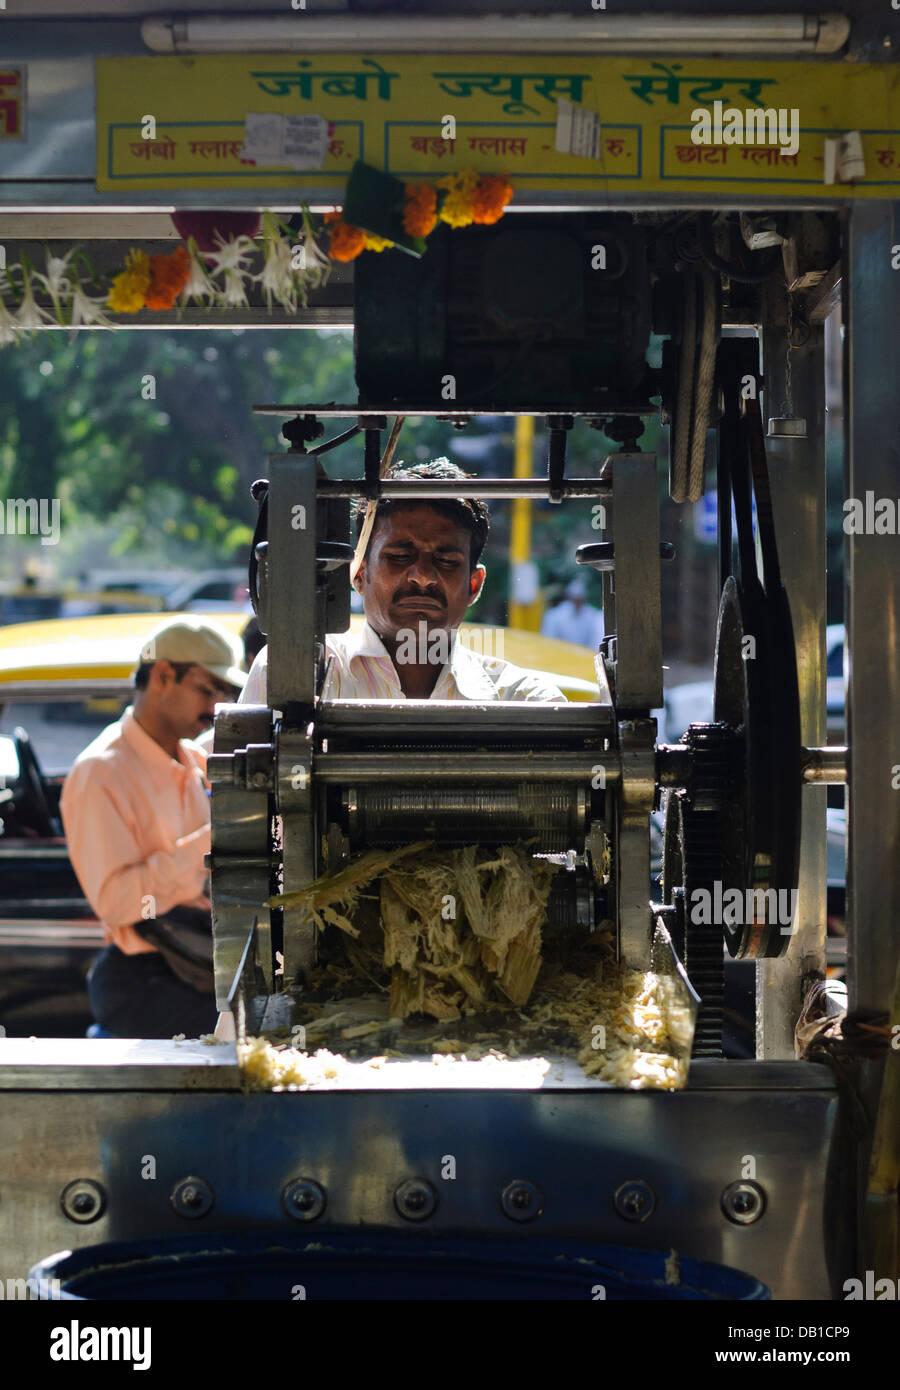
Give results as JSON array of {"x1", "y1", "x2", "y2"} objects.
[
  {"x1": 541, "y1": 577, "x2": 604, "y2": 650},
  {"x1": 241, "y1": 459, "x2": 565, "y2": 704}
]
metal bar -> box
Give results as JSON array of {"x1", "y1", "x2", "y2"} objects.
[
  {"x1": 317, "y1": 700, "x2": 614, "y2": 737},
  {"x1": 610, "y1": 454, "x2": 663, "y2": 709},
  {"x1": 844, "y1": 204, "x2": 900, "y2": 1288},
  {"x1": 315, "y1": 752, "x2": 620, "y2": 783},
  {"x1": 616, "y1": 719, "x2": 657, "y2": 971},
  {"x1": 756, "y1": 281, "x2": 827, "y2": 1060},
  {"x1": 0, "y1": 1042, "x2": 836, "y2": 1092},
  {"x1": 314, "y1": 478, "x2": 612, "y2": 500},
  {"x1": 254, "y1": 405, "x2": 650, "y2": 418},
  {"x1": 801, "y1": 745, "x2": 848, "y2": 784},
  {"x1": 863, "y1": 953, "x2": 900, "y2": 1287},
  {"x1": 547, "y1": 419, "x2": 571, "y2": 503},
  {"x1": 363, "y1": 427, "x2": 382, "y2": 495},
  {"x1": 277, "y1": 730, "x2": 317, "y2": 983},
  {"x1": 316, "y1": 749, "x2": 696, "y2": 789},
  {"x1": 845, "y1": 201, "x2": 900, "y2": 1019},
  {"x1": 266, "y1": 454, "x2": 317, "y2": 710},
  {"x1": 226, "y1": 920, "x2": 258, "y2": 1047},
  {"x1": 210, "y1": 705, "x2": 273, "y2": 1010},
  {"x1": 599, "y1": 459, "x2": 617, "y2": 639},
  {"x1": 1, "y1": 188, "x2": 855, "y2": 215},
  {"x1": 34, "y1": 307, "x2": 354, "y2": 330}
]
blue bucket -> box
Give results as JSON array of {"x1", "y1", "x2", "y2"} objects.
[{"x1": 30, "y1": 1231, "x2": 769, "y2": 1300}]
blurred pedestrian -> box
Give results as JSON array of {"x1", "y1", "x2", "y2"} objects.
[{"x1": 540, "y1": 577, "x2": 604, "y2": 648}]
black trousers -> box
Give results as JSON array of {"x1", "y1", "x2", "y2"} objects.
[{"x1": 87, "y1": 944, "x2": 218, "y2": 1040}]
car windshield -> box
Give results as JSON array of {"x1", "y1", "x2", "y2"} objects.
[{"x1": 0, "y1": 697, "x2": 131, "y2": 777}]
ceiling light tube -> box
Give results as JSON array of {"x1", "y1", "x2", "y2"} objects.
[{"x1": 142, "y1": 13, "x2": 850, "y2": 57}]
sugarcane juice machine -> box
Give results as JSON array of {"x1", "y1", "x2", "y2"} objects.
[
  {"x1": 4, "y1": 204, "x2": 898, "y2": 1303},
  {"x1": 203, "y1": 212, "x2": 857, "y2": 1297}
]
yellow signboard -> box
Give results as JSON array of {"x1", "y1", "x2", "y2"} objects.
[
  {"x1": 96, "y1": 54, "x2": 900, "y2": 197},
  {"x1": 0, "y1": 67, "x2": 25, "y2": 141}
]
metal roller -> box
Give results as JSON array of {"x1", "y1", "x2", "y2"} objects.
[{"x1": 344, "y1": 784, "x2": 587, "y2": 851}]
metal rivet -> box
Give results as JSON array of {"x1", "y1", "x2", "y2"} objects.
[
  {"x1": 394, "y1": 1178, "x2": 437, "y2": 1222},
  {"x1": 282, "y1": 1178, "x2": 326, "y2": 1223},
  {"x1": 501, "y1": 1179, "x2": 544, "y2": 1223},
  {"x1": 721, "y1": 1180, "x2": 766, "y2": 1225},
  {"x1": 60, "y1": 1179, "x2": 106, "y2": 1225},
  {"x1": 171, "y1": 1175, "x2": 215, "y2": 1219},
  {"x1": 614, "y1": 1179, "x2": 656, "y2": 1223}
]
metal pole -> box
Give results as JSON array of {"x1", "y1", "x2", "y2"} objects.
[
  {"x1": 845, "y1": 201, "x2": 900, "y2": 1286},
  {"x1": 314, "y1": 478, "x2": 612, "y2": 500},
  {"x1": 509, "y1": 416, "x2": 542, "y2": 630},
  {"x1": 844, "y1": 202, "x2": 900, "y2": 1018}
]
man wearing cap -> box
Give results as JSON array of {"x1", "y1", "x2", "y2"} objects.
[
  {"x1": 241, "y1": 459, "x2": 566, "y2": 704},
  {"x1": 60, "y1": 617, "x2": 246, "y2": 1038}
]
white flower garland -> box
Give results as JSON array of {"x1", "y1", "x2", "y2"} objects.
[{"x1": 0, "y1": 209, "x2": 333, "y2": 347}]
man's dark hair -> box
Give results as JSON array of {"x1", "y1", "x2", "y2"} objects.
[
  {"x1": 241, "y1": 615, "x2": 265, "y2": 668},
  {"x1": 133, "y1": 660, "x2": 195, "y2": 691},
  {"x1": 353, "y1": 459, "x2": 490, "y2": 569}
]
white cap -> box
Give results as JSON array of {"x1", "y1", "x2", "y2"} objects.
[{"x1": 139, "y1": 617, "x2": 246, "y2": 689}]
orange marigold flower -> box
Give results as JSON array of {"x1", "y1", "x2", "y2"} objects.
[
  {"x1": 471, "y1": 174, "x2": 514, "y2": 225},
  {"x1": 402, "y1": 183, "x2": 438, "y2": 238},
  {"x1": 327, "y1": 217, "x2": 367, "y2": 262},
  {"x1": 170, "y1": 244, "x2": 191, "y2": 278},
  {"x1": 144, "y1": 245, "x2": 191, "y2": 310}
]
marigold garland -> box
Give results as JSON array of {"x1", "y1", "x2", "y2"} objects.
[
  {"x1": 324, "y1": 211, "x2": 367, "y2": 263},
  {"x1": 435, "y1": 167, "x2": 481, "y2": 228},
  {"x1": 402, "y1": 183, "x2": 438, "y2": 238},
  {"x1": 326, "y1": 170, "x2": 514, "y2": 261},
  {"x1": 106, "y1": 245, "x2": 191, "y2": 313},
  {"x1": 471, "y1": 174, "x2": 515, "y2": 226},
  {"x1": 0, "y1": 210, "x2": 334, "y2": 342},
  {"x1": 144, "y1": 245, "x2": 191, "y2": 310},
  {"x1": 1, "y1": 169, "x2": 515, "y2": 340},
  {"x1": 106, "y1": 248, "x2": 152, "y2": 314}
]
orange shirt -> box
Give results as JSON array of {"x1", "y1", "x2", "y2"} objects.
[{"x1": 60, "y1": 706, "x2": 211, "y2": 955}]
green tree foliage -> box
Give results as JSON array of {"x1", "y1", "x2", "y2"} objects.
[
  {"x1": 0, "y1": 324, "x2": 676, "y2": 627},
  {"x1": 0, "y1": 326, "x2": 359, "y2": 574}
]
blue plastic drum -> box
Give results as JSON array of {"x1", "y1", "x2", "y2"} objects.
[{"x1": 29, "y1": 1231, "x2": 769, "y2": 1300}]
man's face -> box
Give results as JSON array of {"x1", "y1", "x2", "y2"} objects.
[
  {"x1": 355, "y1": 504, "x2": 485, "y2": 643},
  {"x1": 155, "y1": 662, "x2": 234, "y2": 740}
]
